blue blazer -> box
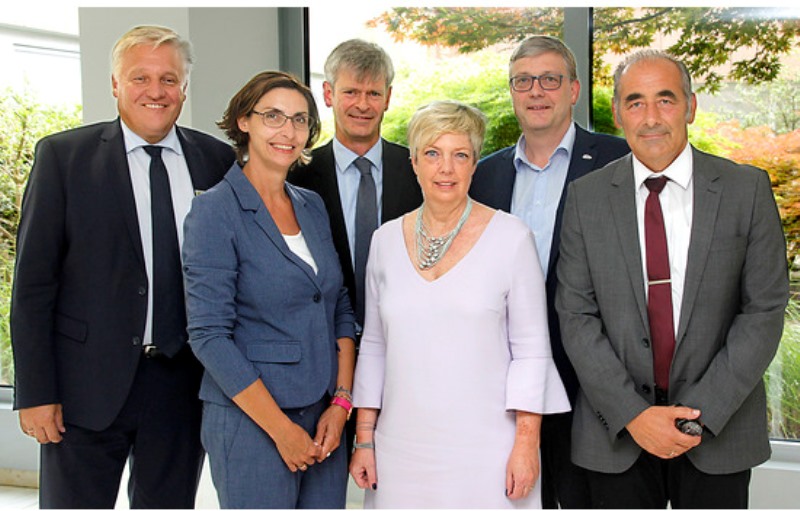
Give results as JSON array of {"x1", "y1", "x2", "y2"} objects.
[
  {"x1": 183, "y1": 163, "x2": 356, "y2": 409},
  {"x1": 470, "y1": 124, "x2": 629, "y2": 403}
]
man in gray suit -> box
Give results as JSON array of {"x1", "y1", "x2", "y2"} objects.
[{"x1": 556, "y1": 49, "x2": 788, "y2": 508}]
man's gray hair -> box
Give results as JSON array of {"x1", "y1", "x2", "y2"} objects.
[
  {"x1": 509, "y1": 35, "x2": 577, "y2": 81},
  {"x1": 612, "y1": 49, "x2": 694, "y2": 122},
  {"x1": 112, "y1": 25, "x2": 193, "y2": 83},
  {"x1": 324, "y1": 39, "x2": 394, "y2": 90}
]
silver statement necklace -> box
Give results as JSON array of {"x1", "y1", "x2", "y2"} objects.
[{"x1": 415, "y1": 197, "x2": 473, "y2": 271}]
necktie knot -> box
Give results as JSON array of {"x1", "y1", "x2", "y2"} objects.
[
  {"x1": 143, "y1": 145, "x2": 163, "y2": 159},
  {"x1": 645, "y1": 175, "x2": 668, "y2": 194},
  {"x1": 354, "y1": 157, "x2": 372, "y2": 177}
]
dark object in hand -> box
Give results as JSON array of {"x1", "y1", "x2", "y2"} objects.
[{"x1": 675, "y1": 418, "x2": 703, "y2": 436}]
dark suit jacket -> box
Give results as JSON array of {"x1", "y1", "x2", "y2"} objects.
[
  {"x1": 556, "y1": 148, "x2": 789, "y2": 474},
  {"x1": 470, "y1": 124, "x2": 629, "y2": 402},
  {"x1": 288, "y1": 138, "x2": 422, "y2": 311},
  {"x1": 11, "y1": 119, "x2": 234, "y2": 431}
]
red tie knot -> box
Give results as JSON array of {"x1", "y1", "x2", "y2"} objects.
[{"x1": 645, "y1": 175, "x2": 668, "y2": 194}]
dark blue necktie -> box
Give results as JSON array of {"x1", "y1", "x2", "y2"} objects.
[
  {"x1": 144, "y1": 145, "x2": 186, "y2": 357},
  {"x1": 354, "y1": 157, "x2": 378, "y2": 326}
]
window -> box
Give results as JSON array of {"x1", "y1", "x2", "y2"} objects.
[
  {"x1": 0, "y1": 9, "x2": 82, "y2": 387},
  {"x1": 592, "y1": 7, "x2": 800, "y2": 442}
]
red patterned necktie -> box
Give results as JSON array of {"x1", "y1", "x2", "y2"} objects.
[{"x1": 644, "y1": 176, "x2": 674, "y2": 390}]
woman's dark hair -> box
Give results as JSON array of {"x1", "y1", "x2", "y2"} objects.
[{"x1": 217, "y1": 71, "x2": 320, "y2": 166}]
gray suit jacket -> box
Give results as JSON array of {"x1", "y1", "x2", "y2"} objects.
[{"x1": 556, "y1": 147, "x2": 788, "y2": 475}]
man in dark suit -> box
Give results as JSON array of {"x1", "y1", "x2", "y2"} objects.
[
  {"x1": 11, "y1": 25, "x2": 234, "y2": 508},
  {"x1": 469, "y1": 35, "x2": 629, "y2": 509},
  {"x1": 288, "y1": 38, "x2": 422, "y2": 459},
  {"x1": 556, "y1": 49, "x2": 788, "y2": 508}
]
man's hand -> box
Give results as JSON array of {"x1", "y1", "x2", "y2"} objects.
[
  {"x1": 19, "y1": 404, "x2": 65, "y2": 444},
  {"x1": 626, "y1": 406, "x2": 702, "y2": 459}
]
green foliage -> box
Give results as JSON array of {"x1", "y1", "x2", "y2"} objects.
[
  {"x1": 713, "y1": 74, "x2": 800, "y2": 134},
  {"x1": 380, "y1": 50, "x2": 520, "y2": 157},
  {"x1": 371, "y1": 7, "x2": 800, "y2": 94},
  {"x1": 0, "y1": 89, "x2": 81, "y2": 385},
  {"x1": 766, "y1": 298, "x2": 800, "y2": 439},
  {"x1": 591, "y1": 86, "x2": 620, "y2": 136}
]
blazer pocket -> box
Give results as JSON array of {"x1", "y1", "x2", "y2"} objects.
[
  {"x1": 55, "y1": 313, "x2": 88, "y2": 343},
  {"x1": 246, "y1": 341, "x2": 302, "y2": 364}
]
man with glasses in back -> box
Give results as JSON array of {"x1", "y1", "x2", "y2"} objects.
[{"x1": 470, "y1": 35, "x2": 629, "y2": 509}]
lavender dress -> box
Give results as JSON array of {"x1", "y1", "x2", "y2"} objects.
[{"x1": 353, "y1": 211, "x2": 570, "y2": 509}]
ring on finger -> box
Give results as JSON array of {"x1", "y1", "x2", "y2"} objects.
[
  {"x1": 669, "y1": 450, "x2": 676, "y2": 457},
  {"x1": 300, "y1": 464, "x2": 308, "y2": 471}
]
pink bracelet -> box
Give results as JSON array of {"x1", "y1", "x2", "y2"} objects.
[{"x1": 330, "y1": 396, "x2": 353, "y2": 419}]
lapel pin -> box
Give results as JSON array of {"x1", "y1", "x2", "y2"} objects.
[
  {"x1": 582, "y1": 154, "x2": 593, "y2": 160},
  {"x1": 194, "y1": 189, "x2": 204, "y2": 196}
]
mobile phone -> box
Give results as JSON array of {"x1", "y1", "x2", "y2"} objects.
[{"x1": 675, "y1": 418, "x2": 703, "y2": 436}]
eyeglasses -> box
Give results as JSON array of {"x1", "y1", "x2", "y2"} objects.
[
  {"x1": 509, "y1": 74, "x2": 564, "y2": 92},
  {"x1": 251, "y1": 109, "x2": 315, "y2": 131}
]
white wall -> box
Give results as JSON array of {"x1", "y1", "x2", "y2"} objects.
[{"x1": 78, "y1": 7, "x2": 282, "y2": 140}]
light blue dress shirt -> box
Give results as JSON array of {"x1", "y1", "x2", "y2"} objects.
[
  {"x1": 510, "y1": 123, "x2": 575, "y2": 275},
  {"x1": 333, "y1": 138, "x2": 384, "y2": 267}
]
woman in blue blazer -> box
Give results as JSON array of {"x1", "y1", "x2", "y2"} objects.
[{"x1": 182, "y1": 71, "x2": 356, "y2": 509}]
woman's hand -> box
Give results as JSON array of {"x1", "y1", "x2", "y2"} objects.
[
  {"x1": 506, "y1": 411, "x2": 541, "y2": 500},
  {"x1": 313, "y1": 404, "x2": 348, "y2": 462},
  {"x1": 505, "y1": 441, "x2": 539, "y2": 500},
  {"x1": 349, "y1": 445, "x2": 378, "y2": 490},
  {"x1": 272, "y1": 420, "x2": 323, "y2": 472}
]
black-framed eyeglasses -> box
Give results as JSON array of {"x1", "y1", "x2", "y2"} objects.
[
  {"x1": 509, "y1": 74, "x2": 564, "y2": 92},
  {"x1": 251, "y1": 109, "x2": 315, "y2": 131}
]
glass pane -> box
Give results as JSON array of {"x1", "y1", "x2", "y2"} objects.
[
  {"x1": 592, "y1": 7, "x2": 800, "y2": 441},
  {"x1": 0, "y1": 14, "x2": 82, "y2": 387},
  {"x1": 309, "y1": 6, "x2": 564, "y2": 158}
]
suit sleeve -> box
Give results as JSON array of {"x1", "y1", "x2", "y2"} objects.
[
  {"x1": 10, "y1": 137, "x2": 66, "y2": 409},
  {"x1": 677, "y1": 169, "x2": 788, "y2": 435},
  {"x1": 556, "y1": 182, "x2": 651, "y2": 439},
  {"x1": 183, "y1": 191, "x2": 260, "y2": 400}
]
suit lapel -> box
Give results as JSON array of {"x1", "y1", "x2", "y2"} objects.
[
  {"x1": 548, "y1": 125, "x2": 600, "y2": 276},
  {"x1": 381, "y1": 139, "x2": 410, "y2": 222},
  {"x1": 177, "y1": 127, "x2": 218, "y2": 192},
  {"x1": 315, "y1": 142, "x2": 353, "y2": 271},
  {"x1": 676, "y1": 149, "x2": 722, "y2": 344},
  {"x1": 103, "y1": 120, "x2": 145, "y2": 267},
  {"x1": 609, "y1": 158, "x2": 649, "y2": 331},
  {"x1": 228, "y1": 167, "x2": 321, "y2": 289}
]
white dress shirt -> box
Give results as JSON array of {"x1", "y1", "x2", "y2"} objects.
[
  {"x1": 121, "y1": 121, "x2": 195, "y2": 346},
  {"x1": 633, "y1": 143, "x2": 694, "y2": 336}
]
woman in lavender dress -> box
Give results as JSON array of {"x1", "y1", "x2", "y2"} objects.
[{"x1": 349, "y1": 100, "x2": 570, "y2": 508}]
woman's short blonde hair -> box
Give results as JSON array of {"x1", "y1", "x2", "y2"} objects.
[{"x1": 407, "y1": 100, "x2": 487, "y2": 161}]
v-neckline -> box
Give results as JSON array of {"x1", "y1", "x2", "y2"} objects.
[{"x1": 402, "y1": 210, "x2": 500, "y2": 284}]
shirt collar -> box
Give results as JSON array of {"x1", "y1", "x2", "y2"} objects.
[
  {"x1": 513, "y1": 122, "x2": 576, "y2": 172},
  {"x1": 120, "y1": 119, "x2": 182, "y2": 156},
  {"x1": 633, "y1": 143, "x2": 693, "y2": 191},
  {"x1": 332, "y1": 137, "x2": 383, "y2": 174}
]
